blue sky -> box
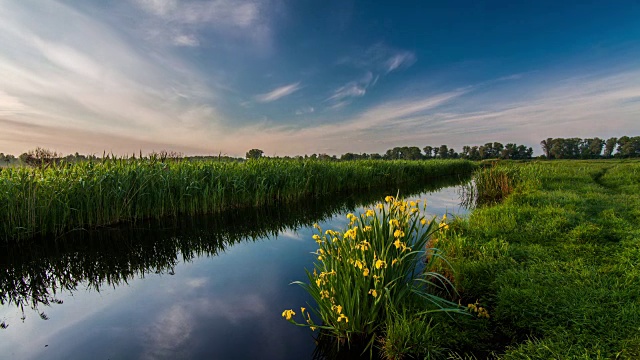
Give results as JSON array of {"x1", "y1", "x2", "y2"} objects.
[{"x1": 1, "y1": 0, "x2": 639, "y2": 157}]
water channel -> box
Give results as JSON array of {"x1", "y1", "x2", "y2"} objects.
[{"x1": 0, "y1": 177, "x2": 470, "y2": 359}]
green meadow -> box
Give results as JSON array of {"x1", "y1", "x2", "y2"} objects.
[{"x1": 414, "y1": 160, "x2": 640, "y2": 358}]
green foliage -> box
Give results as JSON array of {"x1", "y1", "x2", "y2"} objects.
[
  {"x1": 245, "y1": 148, "x2": 264, "y2": 159},
  {"x1": 381, "y1": 310, "x2": 443, "y2": 360},
  {"x1": 19, "y1": 147, "x2": 61, "y2": 168},
  {"x1": 541, "y1": 136, "x2": 640, "y2": 159},
  {"x1": 0, "y1": 158, "x2": 475, "y2": 241},
  {"x1": 461, "y1": 164, "x2": 520, "y2": 207},
  {"x1": 284, "y1": 197, "x2": 465, "y2": 352}
]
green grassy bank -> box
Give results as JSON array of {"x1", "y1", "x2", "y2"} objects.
[
  {"x1": 429, "y1": 160, "x2": 640, "y2": 358},
  {"x1": 0, "y1": 158, "x2": 474, "y2": 242}
]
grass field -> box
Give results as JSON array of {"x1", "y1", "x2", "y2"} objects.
[
  {"x1": 0, "y1": 158, "x2": 475, "y2": 242},
  {"x1": 425, "y1": 160, "x2": 640, "y2": 358}
]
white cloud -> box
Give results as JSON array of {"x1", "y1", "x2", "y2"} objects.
[
  {"x1": 209, "y1": 68, "x2": 640, "y2": 156},
  {"x1": 348, "y1": 70, "x2": 640, "y2": 151},
  {"x1": 135, "y1": 0, "x2": 178, "y2": 16},
  {"x1": 135, "y1": 0, "x2": 259, "y2": 27},
  {"x1": 326, "y1": 44, "x2": 415, "y2": 109},
  {"x1": 141, "y1": 305, "x2": 193, "y2": 360},
  {"x1": 172, "y1": 34, "x2": 200, "y2": 47},
  {"x1": 295, "y1": 106, "x2": 315, "y2": 115},
  {"x1": 0, "y1": 1, "x2": 226, "y2": 155},
  {"x1": 0, "y1": 91, "x2": 27, "y2": 115},
  {"x1": 255, "y1": 82, "x2": 301, "y2": 103},
  {"x1": 132, "y1": 0, "x2": 270, "y2": 48},
  {"x1": 385, "y1": 52, "x2": 417, "y2": 73},
  {"x1": 215, "y1": 89, "x2": 467, "y2": 155},
  {"x1": 338, "y1": 43, "x2": 417, "y2": 74},
  {"x1": 328, "y1": 83, "x2": 366, "y2": 101},
  {"x1": 326, "y1": 72, "x2": 375, "y2": 106}
]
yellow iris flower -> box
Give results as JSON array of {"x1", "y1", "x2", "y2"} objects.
[{"x1": 282, "y1": 309, "x2": 295, "y2": 320}]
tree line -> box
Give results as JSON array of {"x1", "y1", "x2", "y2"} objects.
[
  {"x1": 540, "y1": 136, "x2": 640, "y2": 159},
  {"x1": 339, "y1": 142, "x2": 533, "y2": 161},
  {"x1": 3, "y1": 136, "x2": 640, "y2": 167}
]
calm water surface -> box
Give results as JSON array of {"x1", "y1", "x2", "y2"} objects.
[{"x1": 0, "y1": 180, "x2": 469, "y2": 359}]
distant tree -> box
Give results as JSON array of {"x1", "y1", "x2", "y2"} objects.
[
  {"x1": 549, "y1": 138, "x2": 565, "y2": 159},
  {"x1": 437, "y1": 145, "x2": 449, "y2": 159},
  {"x1": 469, "y1": 146, "x2": 481, "y2": 161},
  {"x1": 460, "y1": 146, "x2": 470, "y2": 159},
  {"x1": 423, "y1": 146, "x2": 434, "y2": 159},
  {"x1": 567, "y1": 138, "x2": 582, "y2": 158},
  {"x1": 616, "y1": 136, "x2": 640, "y2": 158},
  {"x1": 341, "y1": 153, "x2": 356, "y2": 161},
  {"x1": 478, "y1": 143, "x2": 493, "y2": 159},
  {"x1": 245, "y1": 149, "x2": 264, "y2": 160},
  {"x1": 3, "y1": 154, "x2": 15, "y2": 164},
  {"x1": 405, "y1": 146, "x2": 423, "y2": 160},
  {"x1": 501, "y1": 143, "x2": 516, "y2": 159},
  {"x1": 493, "y1": 142, "x2": 504, "y2": 157},
  {"x1": 587, "y1": 138, "x2": 604, "y2": 158},
  {"x1": 525, "y1": 146, "x2": 534, "y2": 159},
  {"x1": 386, "y1": 147, "x2": 423, "y2": 160},
  {"x1": 604, "y1": 137, "x2": 618, "y2": 158},
  {"x1": 20, "y1": 147, "x2": 61, "y2": 168},
  {"x1": 540, "y1": 138, "x2": 554, "y2": 158}
]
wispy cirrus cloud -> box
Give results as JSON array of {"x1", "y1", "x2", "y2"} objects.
[
  {"x1": 384, "y1": 51, "x2": 417, "y2": 73},
  {"x1": 338, "y1": 42, "x2": 417, "y2": 74},
  {"x1": 295, "y1": 106, "x2": 315, "y2": 115},
  {"x1": 342, "y1": 69, "x2": 640, "y2": 150},
  {"x1": 210, "y1": 67, "x2": 640, "y2": 156},
  {"x1": 132, "y1": 0, "x2": 272, "y2": 49},
  {"x1": 172, "y1": 34, "x2": 200, "y2": 47},
  {"x1": 256, "y1": 82, "x2": 301, "y2": 103},
  {"x1": 326, "y1": 43, "x2": 415, "y2": 110},
  {"x1": 220, "y1": 89, "x2": 468, "y2": 154},
  {"x1": 326, "y1": 71, "x2": 377, "y2": 108},
  {"x1": 0, "y1": 1, "x2": 227, "y2": 155}
]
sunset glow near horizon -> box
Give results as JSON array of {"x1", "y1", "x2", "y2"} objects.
[{"x1": 1, "y1": 0, "x2": 640, "y2": 157}]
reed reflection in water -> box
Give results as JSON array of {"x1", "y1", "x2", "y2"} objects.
[{"x1": 0, "y1": 175, "x2": 469, "y2": 359}]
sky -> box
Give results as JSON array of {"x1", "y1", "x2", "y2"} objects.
[{"x1": 1, "y1": 0, "x2": 639, "y2": 157}]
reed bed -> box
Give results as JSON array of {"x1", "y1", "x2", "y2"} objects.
[
  {"x1": 460, "y1": 162, "x2": 523, "y2": 208},
  {"x1": 0, "y1": 158, "x2": 474, "y2": 241}
]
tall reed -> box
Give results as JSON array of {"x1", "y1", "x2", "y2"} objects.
[
  {"x1": 460, "y1": 163, "x2": 518, "y2": 207},
  {"x1": 0, "y1": 158, "x2": 475, "y2": 241}
]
